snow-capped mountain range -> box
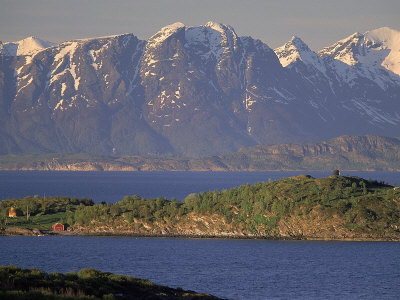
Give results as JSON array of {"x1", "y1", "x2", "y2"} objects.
[{"x1": 0, "y1": 23, "x2": 399, "y2": 156}]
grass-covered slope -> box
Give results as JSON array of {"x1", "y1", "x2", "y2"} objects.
[
  {"x1": 0, "y1": 197, "x2": 94, "y2": 232},
  {"x1": 0, "y1": 265, "x2": 220, "y2": 300},
  {"x1": 1, "y1": 175, "x2": 400, "y2": 240}
]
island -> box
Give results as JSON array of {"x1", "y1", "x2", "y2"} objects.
[
  {"x1": 0, "y1": 265, "x2": 220, "y2": 299},
  {"x1": 1, "y1": 174, "x2": 399, "y2": 241}
]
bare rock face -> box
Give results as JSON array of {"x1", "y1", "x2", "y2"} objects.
[{"x1": 1, "y1": 24, "x2": 400, "y2": 157}]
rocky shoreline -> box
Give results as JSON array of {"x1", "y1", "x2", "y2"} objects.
[{"x1": 2, "y1": 227, "x2": 398, "y2": 242}]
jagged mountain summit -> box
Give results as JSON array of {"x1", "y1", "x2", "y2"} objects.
[
  {"x1": 319, "y1": 27, "x2": 400, "y2": 77},
  {"x1": 0, "y1": 23, "x2": 399, "y2": 157}
]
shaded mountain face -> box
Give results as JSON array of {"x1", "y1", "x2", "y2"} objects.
[{"x1": 0, "y1": 23, "x2": 399, "y2": 157}]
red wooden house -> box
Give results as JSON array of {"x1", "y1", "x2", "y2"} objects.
[
  {"x1": 8, "y1": 207, "x2": 17, "y2": 218},
  {"x1": 52, "y1": 223, "x2": 64, "y2": 231}
]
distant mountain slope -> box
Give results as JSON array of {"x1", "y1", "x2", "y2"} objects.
[
  {"x1": 0, "y1": 135, "x2": 399, "y2": 171},
  {"x1": 1, "y1": 24, "x2": 400, "y2": 157}
]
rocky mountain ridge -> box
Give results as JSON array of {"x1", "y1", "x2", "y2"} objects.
[{"x1": 1, "y1": 23, "x2": 399, "y2": 157}]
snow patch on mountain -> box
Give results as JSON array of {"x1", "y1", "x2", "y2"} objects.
[
  {"x1": 350, "y1": 98, "x2": 400, "y2": 125},
  {"x1": 184, "y1": 21, "x2": 239, "y2": 63},
  {"x1": 54, "y1": 42, "x2": 78, "y2": 61},
  {"x1": 185, "y1": 26, "x2": 224, "y2": 61},
  {"x1": 17, "y1": 77, "x2": 33, "y2": 94},
  {"x1": 88, "y1": 49, "x2": 102, "y2": 70},
  {"x1": 48, "y1": 42, "x2": 81, "y2": 91}
]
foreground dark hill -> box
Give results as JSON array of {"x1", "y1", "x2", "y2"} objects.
[
  {"x1": 2, "y1": 175, "x2": 400, "y2": 240},
  {"x1": 0, "y1": 266, "x2": 220, "y2": 300},
  {"x1": 0, "y1": 135, "x2": 399, "y2": 171},
  {"x1": 0, "y1": 24, "x2": 400, "y2": 157}
]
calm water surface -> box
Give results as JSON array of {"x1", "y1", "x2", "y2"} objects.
[
  {"x1": 0, "y1": 236, "x2": 399, "y2": 299},
  {"x1": 1, "y1": 171, "x2": 399, "y2": 203}
]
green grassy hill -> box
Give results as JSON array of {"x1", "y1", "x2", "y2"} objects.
[
  {"x1": 0, "y1": 266, "x2": 220, "y2": 300},
  {"x1": 1, "y1": 174, "x2": 400, "y2": 240}
]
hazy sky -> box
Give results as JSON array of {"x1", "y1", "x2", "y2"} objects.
[{"x1": 1, "y1": 0, "x2": 400, "y2": 51}]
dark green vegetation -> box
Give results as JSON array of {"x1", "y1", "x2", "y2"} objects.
[
  {"x1": 0, "y1": 135, "x2": 399, "y2": 171},
  {"x1": 0, "y1": 265, "x2": 219, "y2": 300},
  {"x1": 1, "y1": 175, "x2": 399, "y2": 240}
]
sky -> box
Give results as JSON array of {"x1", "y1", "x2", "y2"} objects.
[{"x1": 1, "y1": 0, "x2": 400, "y2": 51}]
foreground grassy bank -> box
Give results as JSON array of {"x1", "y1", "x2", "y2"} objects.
[
  {"x1": 1, "y1": 175, "x2": 400, "y2": 240},
  {"x1": 0, "y1": 265, "x2": 219, "y2": 300}
]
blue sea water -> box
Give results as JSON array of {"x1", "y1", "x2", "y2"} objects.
[
  {"x1": 1, "y1": 171, "x2": 399, "y2": 203},
  {"x1": 0, "y1": 236, "x2": 399, "y2": 299}
]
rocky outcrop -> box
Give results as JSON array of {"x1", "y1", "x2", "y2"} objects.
[{"x1": 66, "y1": 211, "x2": 399, "y2": 241}]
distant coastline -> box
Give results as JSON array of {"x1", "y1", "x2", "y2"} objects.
[
  {"x1": 0, "y1": 135, "x2": 400, "y2": 172},
  {"x1": 1, "y1": 135, "x2": 399, "y2": 172}
]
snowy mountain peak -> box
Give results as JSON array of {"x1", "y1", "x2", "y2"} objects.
[
  {"x1": 184, "y1": 21, "x2": 240, "y2": 61},
  {"x1": 319, "y1": 27, "x2": 400, "y2": 77},
  {"x1": 161, "y1": 22, "x2": 186, "y2": 32},
  {"x1": 318, "y1": 32, "x2": 363, "y2": 66},
  {"x1": 364, "y1": 27, "x2": 400, "y2": 76},
  {"x1": 204, "y1": 21, "x2": 235, "y2": 34},
  {"x1": 289, "y1": 36, "x2": 311, "y2": 51},
  {"x1": 365, "y1": 27, "x2": 400, "y2": 45},
  {"x1": 203, "y1": 21, "x2": 239, "y2": 46},
  {"x1": 147, "y1": 22, "x2": 186, "y2": 48},
  {"x1": 0, "y1": 36, "x2": 54, "y2": 56},
  {"x1": 274, "y1": 36, "x2": 323, "y2": 70},
  {"x1": 75, "y1": 33, "x2": 134, "y2": 43}
]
